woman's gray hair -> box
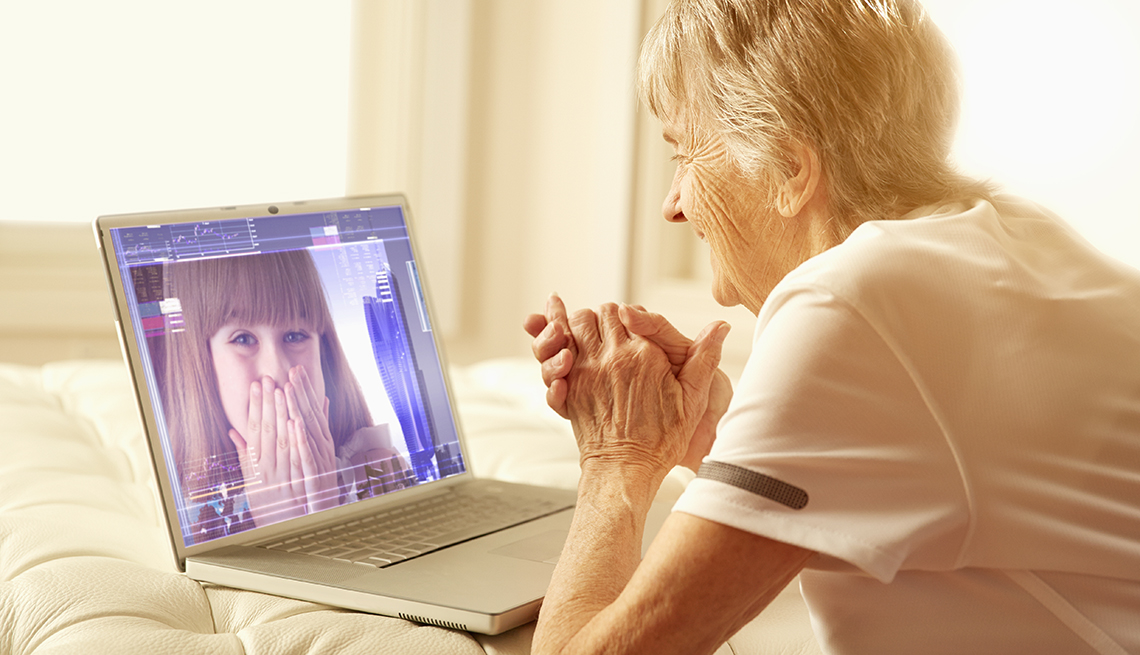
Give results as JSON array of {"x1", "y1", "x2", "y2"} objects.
[{"x1": 639, "y1": 0, "x2": 994, "y2": 232}]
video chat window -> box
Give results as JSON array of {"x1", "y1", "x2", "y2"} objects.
[{"x1": 110, "y1": 207, "x2": 464, "y2": 546}]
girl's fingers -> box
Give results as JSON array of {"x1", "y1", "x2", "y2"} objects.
[
  {"x1": 294, "y1": 418, "x2": 317, "y2": 480},
  {"x1": 287, "y1": 419, "x2": 306, "y2": 498},
  {"x1": 289, "y1": 366, "x2": 336, "y2": 465},
  {"x1": 272, "y1": 386, "x2": 290, "y2": 479},
  {"x1": 228, "y1": 427, "x2": 248, "y2": 454},
  {"x1": 246, "y1": 380, "x2": 264, "y2": 464},
  {"x1": 294, "y1": 418, "x2": 340, "y2": 512}
]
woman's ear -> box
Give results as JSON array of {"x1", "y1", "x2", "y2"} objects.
[{"x1": 776, "y1": 142, "x2": 822, "y2": 218}]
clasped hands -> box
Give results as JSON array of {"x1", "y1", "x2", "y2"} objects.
[{"x1": 524, "y1": 294, "x2": 733, "y2": 481}]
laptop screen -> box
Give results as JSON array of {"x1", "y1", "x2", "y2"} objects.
[{"x1": 106, "y1": 202, "x2": 465, "y2": 547}]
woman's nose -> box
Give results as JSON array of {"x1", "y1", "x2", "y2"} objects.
[{"x1": 662, "y1": 166, "x2": 686, "y2": 223}]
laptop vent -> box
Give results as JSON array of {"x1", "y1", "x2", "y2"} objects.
[{"x1": 398, "y1": 613, "x2": 468, "y2": 632}]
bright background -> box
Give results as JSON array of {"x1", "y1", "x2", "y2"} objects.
[
  {"x1": 2, "y1": 0, "x2": 1138, "y2": 366},
  {"x1": 0, "y1": 1, "x2": 351, "y2": 222},
  {"x1": 924, "y1": 0, "x2": 1140, "y2": 265}
]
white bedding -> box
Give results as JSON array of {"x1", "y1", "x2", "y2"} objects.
[{"x1": 0, "y1": 358, "x2": 820, "y2": 654}]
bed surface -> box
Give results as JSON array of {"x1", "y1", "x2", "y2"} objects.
[{"x1": 0, "y1": 358, "x2": 820, "y2": 654}]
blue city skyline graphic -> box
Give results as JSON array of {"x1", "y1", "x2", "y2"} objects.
[{"x1": 363, "y1": 264, "x2": 464, "y2": 483}]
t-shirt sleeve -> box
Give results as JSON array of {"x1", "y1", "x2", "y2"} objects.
[{"x1": 674, "y1": 285, "x2": 971, "y2": 583}]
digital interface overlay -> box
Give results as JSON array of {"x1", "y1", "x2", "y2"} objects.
[{"x1": 108, "y1": 203, "x2": 465, "y2": 546}]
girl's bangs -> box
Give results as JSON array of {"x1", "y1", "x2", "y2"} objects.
[{"x1": 172, "y1": 249, "x2": 331, "y2": 337}]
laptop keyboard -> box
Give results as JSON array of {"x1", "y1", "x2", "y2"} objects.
[{"x1": 261, "y1": 490, "x2": 571, "y2": 568}]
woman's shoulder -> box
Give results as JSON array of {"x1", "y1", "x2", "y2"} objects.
[
  {"x1": 772, "y1": 200, "x2": 984, "y2": 304},
  {"x1": 762, "y1": 194, "x2": 1140, "y2": 350},
  {"x1": 775, "y1": 196, "x2": 1111, "y2": 305}
]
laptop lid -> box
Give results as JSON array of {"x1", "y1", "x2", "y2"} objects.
[{"x1": 95, "y1": 195, "x2": 473, "y2": 569}]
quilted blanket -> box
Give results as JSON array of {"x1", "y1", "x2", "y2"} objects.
[{"x1": 0, "y1": 358, "x2": 820, "y2": 654}]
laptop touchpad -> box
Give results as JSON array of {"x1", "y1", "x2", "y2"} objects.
[{"x1": 490, "y1": 530, "x2": 567, "y2": 565}]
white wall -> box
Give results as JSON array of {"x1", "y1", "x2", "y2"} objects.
[{"x1": 0, "y1": 1, "x2": 351, "y2": 222}]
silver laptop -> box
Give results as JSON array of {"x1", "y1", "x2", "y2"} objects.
[{"x1": 93, "y1": 194, "x2": 580, "y2": 635}]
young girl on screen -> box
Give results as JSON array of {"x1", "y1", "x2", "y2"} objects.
[{"x1": 158, "y1": 249, "x2": 411, "y2": 543}]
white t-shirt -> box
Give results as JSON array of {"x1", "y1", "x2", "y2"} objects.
[{"x1": 675, "y1": 197, "x2": 1140, "y2": 654}]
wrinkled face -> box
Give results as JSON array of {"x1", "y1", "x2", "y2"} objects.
[
  {"x1": 208, "y1": 323, "x2": 325, "y2": 440},
  {"x1": 660, "y1": 120, "x2": 829, "y2": 314}
]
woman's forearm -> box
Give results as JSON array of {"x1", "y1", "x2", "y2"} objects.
[{"x1": 532, "y1": 462, "x2": 663, "y2": 655}]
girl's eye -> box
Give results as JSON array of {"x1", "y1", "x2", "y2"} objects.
[
  {"x1": 230, "y1": 332, "x2": 257, "y2": 347},
  {"x1": 284, "y1": 331, "x2": 310, "y2": 344}
]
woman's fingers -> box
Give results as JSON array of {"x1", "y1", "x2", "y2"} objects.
[
  {"x1": 676, "y1": 322, "x2": 732, "y2": 416},
  {"x1": 596, "y1": 303, "x2": 630, "y2": 347},
  {"x1": 523, "y1": 312, "x2": 548, "y2": 339},
  {"x1": 529, "y1": 293, "x2": 578, "y2": 369},
  {"x1": 546, "y1": 292, "x2": 570, "y2": 329},
  {"x1": 546, "y1": 378, "x2": 569, "y2": 419},
  {"x1": 527, "y1": 294, "x2": 581, "y2": 420},
  {"x1": 540, "y1": 347, "x2": 574, "y2": 388},
  {"x1": 568, "y1": 308, "x2": 603, "y2": 354},
  {"x1": 619, "y1": 304, "x2": 695, "y2": 371},
  {"x1": 532, "y1": 314, "x2": 572, "y2": 364}
]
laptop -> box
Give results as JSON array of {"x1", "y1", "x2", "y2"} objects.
[{"x1": 93, "y1": 194, "x2": 584, "y2": 635}]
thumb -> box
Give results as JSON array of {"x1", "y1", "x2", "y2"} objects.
[
  {"x1": 677, "y1": 321, "x2": 731, "y2": 416},
  {"x1": 228, "y1": 428, "x2": 251, "y2": 464},
  {"x1": 619, "y1": 304, "x2": 692, "y2": 370}
]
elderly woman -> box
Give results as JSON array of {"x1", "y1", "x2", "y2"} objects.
[{"x1": 524, "y1": 0, "x2": 1140, "y2": 653}]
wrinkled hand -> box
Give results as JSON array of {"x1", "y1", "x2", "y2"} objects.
[
  {"x1": 618, "y1": 305, "x2": 733, "y2": 471},
  {"x1": 525, "y1": 296, "x2": 733, "y2": 472},
  {"x1": 524, "y1": 293, "x2": 576, "y2": 418},
  {"x1": 560, "y1": 303, "x2": 730, "y2": 481},
  {"x1": 227, "y1": 366, "x2": 340, "y2": 526}
]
